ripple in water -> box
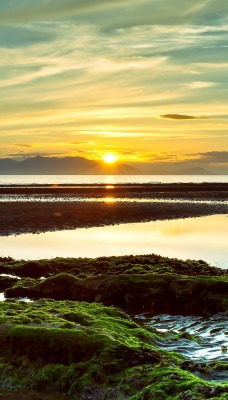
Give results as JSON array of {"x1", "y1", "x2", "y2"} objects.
[{"x1": 135, "y1": 313, "x2": 228, "y2": 364}]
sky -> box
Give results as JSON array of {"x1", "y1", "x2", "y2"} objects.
[{"x1": 0, "y1": 0, "x2": 228, "y2": 172}]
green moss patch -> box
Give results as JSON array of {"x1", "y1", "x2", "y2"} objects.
[
  {"x1": 0, "y1": 254, "x2": 225, "y2": 279},
  {"x1": 0, "y1": 300, "x2": 227, "y2": 398}
]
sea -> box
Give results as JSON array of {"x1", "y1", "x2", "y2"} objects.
[{"x1": 0, "y1": 174, "x2": 228, "y2": 185}]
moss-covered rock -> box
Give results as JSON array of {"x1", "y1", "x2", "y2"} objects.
[
  {"x1": 5, "y1": 272, "x2": 228, "y2": 315},
  {"x1": 0, "y1": 300, "x2": 227, "y2": 399},
  {"x1": 0, "y1": 254, "x2": 225, "y2": 279},
  {"x1": 1, "y1": 255, "x2": 228, "y2": 397}
]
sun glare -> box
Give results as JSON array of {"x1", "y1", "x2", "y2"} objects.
[{"x1": 103, "y1": 153, "x2": 118, "y2": 163}]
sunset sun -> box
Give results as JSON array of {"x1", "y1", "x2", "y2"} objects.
[{"x1": 102, "y1": 153, "x2": 118, "y2": 164}]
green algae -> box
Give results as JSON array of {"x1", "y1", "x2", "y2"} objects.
[
  {"x1": 0, "y1": 300, "x2": 157, "y2": 348},
  {"x1": 0, "y1": 299, "x2": 227, "y2": 399},
  {"x1": 128, "y1": 365, "x2": 228, "y2": 399},
  {"x1": 0, "y1": 300, "x2": 164, "y2": 396}
]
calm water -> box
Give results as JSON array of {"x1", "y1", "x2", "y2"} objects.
[
  {"x1": 1, "y1": 174, "x2": 228, "y2": 185},
  {"x1": 0, "y1": 214, "x2": 227, "y2": 268}
]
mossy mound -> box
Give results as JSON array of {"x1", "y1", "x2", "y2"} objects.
[
  {"x1": 0, "y1": 254, "x2": 225, "y2": 279},
  {"x1": 2, "y1": 255, "x2": 227, "y2": 316},
  {"x1": 5, "y1": 272, "x2": 228, "y2": 315},
  {"x1": 0, "y1": 300, "x2": 227, "y2": 399}
]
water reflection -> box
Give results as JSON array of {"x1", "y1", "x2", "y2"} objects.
[
  {"x1": 104, "y1": 175, "x2": 115, "y2": 185},
  {"x1": 0, "y1": 214, "x2": 227, "y2": 267},
  {"x1": 1, "y1": 174, "x2": 228, "y2": 185},
  {"x1": 1, "y1": 195, "x2": 228, "y2": 204},
  {"x1": 104, "y1": 196, "x2": 116, "y2": 203}
]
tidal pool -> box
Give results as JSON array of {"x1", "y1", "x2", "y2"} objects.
[{"x1": 0, "y1": 214, "x2": 227, "y2": 268}]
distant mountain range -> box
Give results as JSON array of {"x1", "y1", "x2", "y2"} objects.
[
  {"x1": 0, "y1": 156, "x2": 145, "y2": 175},
  {"x1": 0, "y1": 156, "x2": 213, "y2": 175}
]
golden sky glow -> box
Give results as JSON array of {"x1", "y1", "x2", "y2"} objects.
[{"x1": 0, "y1": 1, "x2": 228, "y2": 173}]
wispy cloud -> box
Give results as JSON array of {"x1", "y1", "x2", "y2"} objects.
[
  {"x1": 186, "y1": 81, "x2": 218, "y2": 89},
  {"x1": 71, "y1": 141, "x2": 95, "y2": 145},
  {"x1": 13, "y1": 143, "x2": 33, "y2": 147},
  {"x1": 159, "y1": 114, "x2": 209, "y2": 120},
  {"x1": 197, "y1": 151, "x2": 228, "y2": 163}
]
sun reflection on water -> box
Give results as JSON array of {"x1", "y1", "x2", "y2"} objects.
[
  {"x1": 104, "y1": 175, "x2": 115, "y2": 185},
  {"x1": 104, "y1": 197, "x2": 116, "y2": 203}
]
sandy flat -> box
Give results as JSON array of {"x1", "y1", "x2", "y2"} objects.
[{"x1": 0, "y1": 183, "x2": 228, "y2": 235}]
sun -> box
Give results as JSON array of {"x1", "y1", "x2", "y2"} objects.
[{"x1": 102, "y1": 153, "x2": 118, "y2": 163}]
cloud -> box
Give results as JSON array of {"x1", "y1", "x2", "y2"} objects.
[
  {"x1": 71, "y1": 141, "x2": 94, "y2": 145},
  {"x1": 0, "y1": 0, "x2": 227, "y2": 30},
  {"x1": 8, "y1": 152, "x2": 63, "y2": 159},
  {"x1": 186, "y1": 81, "x2": 218, "y2": 89},
  {"x1": 0, "y1": 1, "x2": 138, "y2": 25},
  {"x1": 8, "y1": 151, "x2": 25, "y2": 155},
  {"x1": 131, "y1": 151, "x2": 228, "y2": 173},
  {"x1": 0, "y1": 25, "x2": 55, "y2": 48},
  {"x1": 13, "y1": 143, "x2": 33, "y2": 147},
  {"x1": 198, "y1": 151, "x2": 228, "y2": 163},
  {"x1": 159, "y1": 114, "x2": 209, "y2": 120}
]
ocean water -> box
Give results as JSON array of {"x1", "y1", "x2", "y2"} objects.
[{"x1": 0, "y1": 174, "x2": 228, "y2": 185}]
